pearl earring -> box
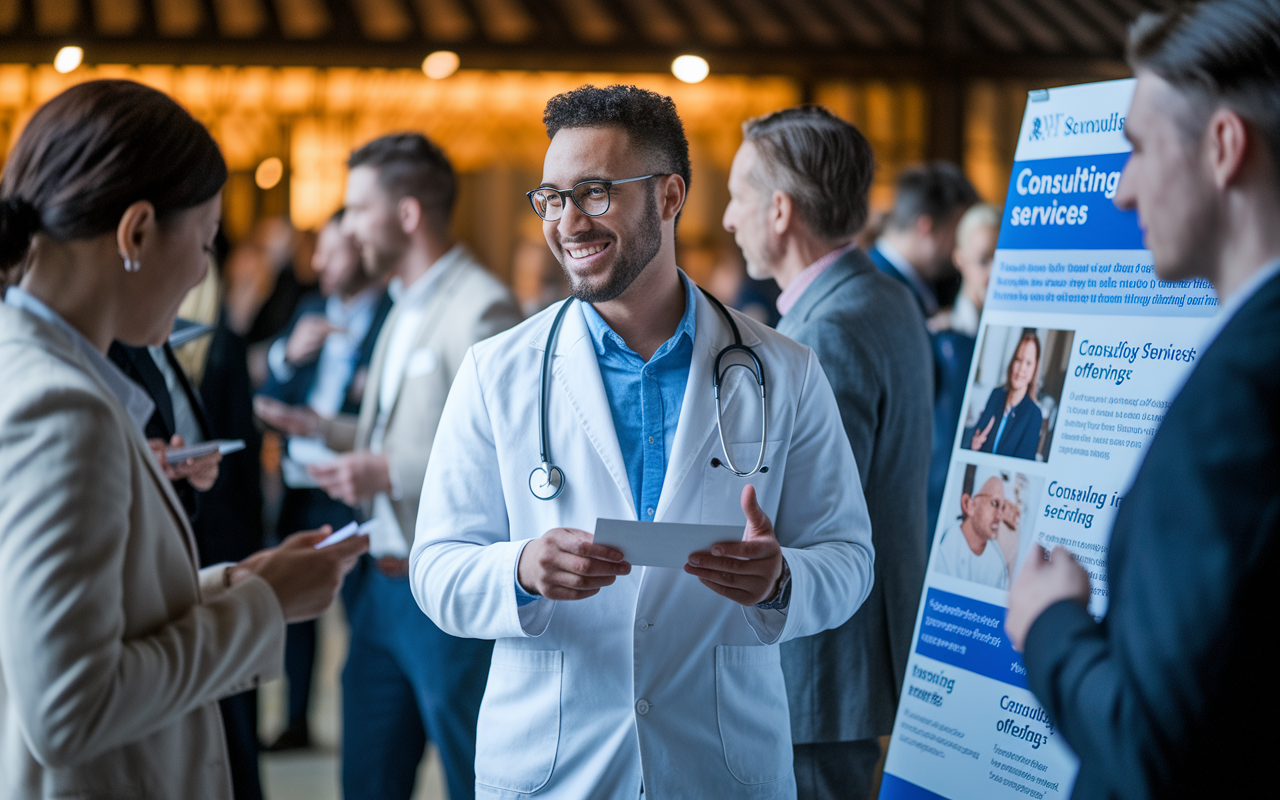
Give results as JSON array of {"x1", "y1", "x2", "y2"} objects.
[{"x1": 123, "y1": 256, "x2": 140, "y2": 272}]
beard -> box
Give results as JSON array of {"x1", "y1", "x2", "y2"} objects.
[{"x1": 559, "y1": 190, "x2": 662, "y2": 304}]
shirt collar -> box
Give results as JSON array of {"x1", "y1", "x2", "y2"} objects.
[
  {"x1": 325, "y1": 285, "x2": 380, "y2": 326},
  {"x1": 876, "y1": 236, "x2": 939, "y2": 315},
  {"x1": 581, "y1": 270, "x2": 698, "y2": 359},
  {"x1": 5, "y1": 287, "x2": 156, "y2": 432},
  {"x1": 1200, "y1": 257, "x2": 1280, "y2": 351},
  {"x1": 387, "y1": 243, "x2": 464, "y2": 308},
  {"x1": 776, "y1": 241, "x2": 858, "y2": 317}
]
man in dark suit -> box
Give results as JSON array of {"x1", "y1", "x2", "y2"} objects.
[
  {"x1": 254, "y1": 209, "x2": 391, "y2": 750},
  {"x1": 724, "y1": 106, "x2": 932, "y2": 800},
  {"x1": 868, "y1": 163, "x2": 979, "y2": 543},
  {"x1": 109, "y1": 327, "x2": 266, "y2": 800},
  {"x1": 1006, "y1": 3, "x2": 1280, "y2": 798}
]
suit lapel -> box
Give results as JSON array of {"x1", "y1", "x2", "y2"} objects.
[{"x1": 66, "y1": 341, "x2": 203, "y2": 571}]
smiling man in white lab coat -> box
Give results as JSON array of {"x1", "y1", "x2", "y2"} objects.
[{"x1": 410, "y1": 85, "x2": 875, "y2": 799}]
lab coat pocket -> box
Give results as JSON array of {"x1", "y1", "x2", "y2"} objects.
[
  {"x1": 475, "y1": 648, "x2": 563, "y2": 793},
  {"x1": 700, "y1": 440, "x2": 783, "y2": 525},
  {"x1": 714, "y1": 644, "x2": 792, "y2": 785}
]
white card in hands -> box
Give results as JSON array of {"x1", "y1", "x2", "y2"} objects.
[
  {"x1": 592, "y1": 518, "x2": 744, "y2": 569},
  {"x1": 314, "y1": 520, "x2": 375, "y2": 549}
]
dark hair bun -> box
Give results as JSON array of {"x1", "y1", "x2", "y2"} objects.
[{"x1": 0, "y1": 196, "x2": 40, "y2": 273}]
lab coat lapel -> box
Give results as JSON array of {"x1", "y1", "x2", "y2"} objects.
[
  {"x1": 541, "y1": 302, "x2": 635, "y2": 517},
  {"x1": 654, "y1": 291, "x2": 755, "y2": 520}
]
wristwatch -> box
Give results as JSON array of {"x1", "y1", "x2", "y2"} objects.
[{"x1": 755, "y1": 559, "x2": 791, "y2": 610}]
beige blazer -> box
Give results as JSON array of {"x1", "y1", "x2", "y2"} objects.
[
  {"x1": 328, "y1": 249, "x2": 521, "y2": 546},
  {"x1": 0, "y1": 304, "x2": 285, "y2": 800}
]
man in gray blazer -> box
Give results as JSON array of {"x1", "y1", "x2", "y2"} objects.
[{"x1": 723, "y1": 106, "x2": 932, "y2": 799}]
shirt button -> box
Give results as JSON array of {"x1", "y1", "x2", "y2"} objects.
[
  {"x1": 648, "y1": 436, "x2": 654, "y2": 444},
  {"x1": 635, "y1": 618, "x2": 650, "y2": 632},
  {"x1": 646, "y1": 508, "x2": 655, "y2": 517},
  {"x1": 636, "y1": 699, "x2": 651, "y2": 715}
]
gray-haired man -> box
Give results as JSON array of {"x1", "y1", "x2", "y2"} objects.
[{"x1": 723, "y1": 106, "x2": 933, "y2": 799}]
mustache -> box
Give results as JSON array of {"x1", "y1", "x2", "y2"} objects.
[{"x1": 557, "y1": 231, "x2": 616, "y2": 248}]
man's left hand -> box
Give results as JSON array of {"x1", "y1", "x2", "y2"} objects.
[
  {"x1": 309, "y1": 452, "x2": 392, "y2": 506},
  {"x1": 1005, "y1": 545, "x2": 1091, "y2": 651},
  {"x1": 684, "y1": 485, "x2": 785, "y2": 606}
]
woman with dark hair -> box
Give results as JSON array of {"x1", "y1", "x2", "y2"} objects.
[
  {"x1": 967, "y1": 330, "x2": 1044, "y2": 460},
  {"x1": 0, "y1": 80, "x2": 367, "y2": 800}
]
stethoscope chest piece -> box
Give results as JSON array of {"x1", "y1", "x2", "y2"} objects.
[{"x1": 529, "y1": 462, "x2": 565, "y2": 501}]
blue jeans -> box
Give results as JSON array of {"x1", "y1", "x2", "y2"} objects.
[{"x1": 341, "y1": 557, "x2": 493, "y2": 800}]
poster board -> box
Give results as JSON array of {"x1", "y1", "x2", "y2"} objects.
[{"x1": 878, "y1": 78, "x2": 1218, "y2": 800}]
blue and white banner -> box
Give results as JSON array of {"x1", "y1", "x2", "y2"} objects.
[{"x1": 878, "y1": 79, "x2": 1216, "y2": 800}]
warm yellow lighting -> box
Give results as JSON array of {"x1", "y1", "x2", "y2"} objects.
[
  {"x1": 422, "y1": 51, "x2": 461, "y2": 80},
  {"x1": 672, "y1": 55, "x2": 709, "y2": 84},
  {"x1": 54, "y1": 46, "x2": 84, "y2": 74},
  {"x1": 255, "y1": 157, "x2": 284, "y2": 190}
]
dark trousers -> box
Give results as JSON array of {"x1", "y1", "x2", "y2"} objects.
[
  {"x1": 341, "y1": 558, "x2": 493, "y2": 800},
  {"x1": 282, "y1": 620, "x2": 316, "y2": 731},
  {"x1": 793, "y1": 739, "x2": 883, "y2": 800},
  {"x1": 220, "y1": 691, "x2": 263, "y2": 800}
]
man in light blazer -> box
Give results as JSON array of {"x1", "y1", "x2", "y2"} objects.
[
  {"x1": 258, "y1": 134, "x2": 521, "y2": 800},
  {"x1": 723, "y1": 106, "x2": 933, "y2": 800}
]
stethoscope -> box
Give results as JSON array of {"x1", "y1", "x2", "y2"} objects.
[{"x1": 529, "y1": 287, "x2": 767, "y2": 501}]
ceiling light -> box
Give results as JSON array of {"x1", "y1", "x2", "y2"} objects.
[
  {"x1": 672, "y1": 55, "x2": 709, "y2": 84},
  {"x1": 423, "y1": 51, "x2": 461, "y2": 80},
  {"x1": 54, "y1": 46, "x2": 83, "y2": 74},
  {"x1": 255, "y1": 157, "x2": 284, "y2": 190}
]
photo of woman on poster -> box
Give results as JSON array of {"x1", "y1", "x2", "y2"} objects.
[{"x1": 968, "y1": 331, "x2": 1043, "y2": 459}]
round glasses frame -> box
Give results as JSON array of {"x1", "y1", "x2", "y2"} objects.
[{"x1": 526, "y1": 174, "x2": 666, "y2": 221}]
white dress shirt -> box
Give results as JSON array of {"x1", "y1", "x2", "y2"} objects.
[
  {"x1": 368, "y1": 244, "x2": 466, "y2": 558},
  {"x1": 934, "y1": 520, "x2": 1009, "y2": 589},
  {"x1": 148, "y1": 346, "x2": 204, "y2": 444}
]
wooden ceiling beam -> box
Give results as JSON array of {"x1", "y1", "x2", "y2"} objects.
[{"x1": 0, "y1": 34, "x2": 1132, "y2": 82}]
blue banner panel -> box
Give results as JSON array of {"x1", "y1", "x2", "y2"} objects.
[
  {"x1": 914, "y1": 588, "x2": 1027, "y2": 689},
  {"x1": 998, "y1": 152, "x2": 1143, "y2": 251},
  {"x1": 879, "y1": 772, "x2": 952, "y2": 800}
]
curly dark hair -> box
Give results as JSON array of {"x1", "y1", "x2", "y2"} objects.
[{"x1": 543, "y1": 85, "x2": 692, "y2": 202}]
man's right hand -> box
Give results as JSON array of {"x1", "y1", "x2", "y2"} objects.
[
  {"x1": 230, "y1": 528, "x2": 369, "y2": 622},
  {"x1": 254, "y1": 395, "x2": 322, "y2": 438},
  {"x1": 517, "y1": 528, "x2": 631, "y2": 601},
  {"x1": 285, "y1": 314, "x2": 340, "y2": 366}
]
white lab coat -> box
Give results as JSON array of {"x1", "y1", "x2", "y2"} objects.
[{"x1": 410, "y1": 290, "x2": 875, "y2": 799}]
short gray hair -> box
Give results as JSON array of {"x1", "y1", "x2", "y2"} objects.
[{"x1": 742, "y1": 105, "x2": 874, "y2": 241}]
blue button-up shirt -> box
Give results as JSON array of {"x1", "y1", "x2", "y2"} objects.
[
  {"x1": 581, "y1": 272, "x2": 697, "y2": 521},
  {"x1": 516, "y1": 273, "x2": 697, "y2": 605}
]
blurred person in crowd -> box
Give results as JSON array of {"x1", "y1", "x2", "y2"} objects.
[
  {"x1": 722, "y1": 105, "x2": 930, "y2": 800},
  {"x1": 868, "y1": 162, "x2": 978, "y2": 318},
  {"x1": 933, "y1": 468, "x2": 1010, "y2": 590},
  {"x1": 0, "y1": 79, "x2": 366, "y2": 800},
  {"x1": 870, "y1": 163, "x2": 979, "y2": 544},
  {"x1": 1007, "y1": 3, "x2": 1280, "y2": 797},
  {"x1": 924, "y1": 203, "x2": 1000, "y2": 535},
  {"x1": 254, "y1": 208, "x2": 392, "y2": 752},
  {"x1": 965, "y1": 330, "x2": 1043, "y2": 460},
  {"x1": 411, "y1": 84, "x2": 872, "y2": 799},
  {"x1": 256, "y1": 133, "x2": 520, "y2": 800},
  {"x1": 936, "y1": 203, "x2": 999, "y2": 337}
]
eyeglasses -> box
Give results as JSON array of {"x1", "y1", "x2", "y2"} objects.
[
  {"x1": 970, "y1": 493, "x2": 1004, "y2": 511},
  {"x1": 526, "y1": 174, "x2": 666, "y2": 221}
]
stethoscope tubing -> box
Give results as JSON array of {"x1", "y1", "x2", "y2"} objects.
[{"x1": 532, "y1": 286, "x2": 768, "y2": 501}]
